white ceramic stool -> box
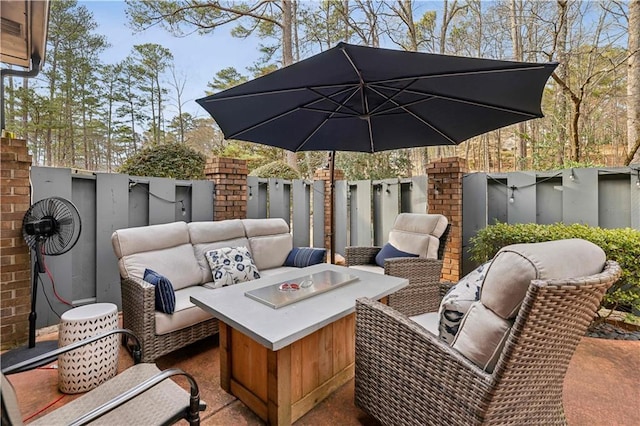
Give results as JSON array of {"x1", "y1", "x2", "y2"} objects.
[{"x1": 58, "y1": 303, "x2": 119, "y2": 394}]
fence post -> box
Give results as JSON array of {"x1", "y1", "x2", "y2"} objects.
[
  {"x1": 204, "y1": 157, "x2": 248, "y2": 220},
  {"x1": 427, "y1": 157, "x2": 467, "y2": 282},
  {"x1": 0, "y1": 137, "x2": 32, "y2": 349}
]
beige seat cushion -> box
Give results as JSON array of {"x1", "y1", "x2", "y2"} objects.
[
  {"x1": 349, "y1": 264, "x2": 384, "y2": 275},
  {"x1": 452, "y1": 238, "x2": 606, "y2": 373},
  {"x1": 388, "y1": 213, "x2": 448, "y2": 259},
  {"x1": 155, "y1": 286, "x2": 215, "y2": 335}
]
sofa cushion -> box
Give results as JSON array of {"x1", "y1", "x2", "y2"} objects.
[
  {"x1": 144, "y1": 269, "x2": 176, "y2": 314},
  {"x1": 437, "y1": 261, "x2": 489, "y2": 344},
  {"x1": 112, "y1": 222, "x2": 202, "y2": 290},
  {"x1": 242, "y1": 218, "x2": 290, "y2": 237},
  {"x1": 254, "y1": 266, "x2": 301, "y2": 278},
  {"x1": 375, "y1": 242, "x2": 418, "y2": 267},
  {"x1": 285, "y1": 247, "x2": 326, "y2": 267},
  {"x1": 451, "y1": 302, "x2": 511, "y2": 373},
  {"x1": 409, "y1": 312, "x2": 440, "y2": 336},
  {"x1": 248, "y1": 234, "x2": 293, "y2": 270},
  {"x1": 205, "y1": 246, "x2": 260, "y2": 288},
  {"x1": 155, "y1": 286, "x2": 215, "y2": 335}
]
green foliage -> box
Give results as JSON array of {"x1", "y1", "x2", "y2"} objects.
[
  {"x1": 469, "y1": 222, "x2": 640, "y2": 314},
  {"x1": 117, "y1": 142, "x2": 205, "y2": 179},
  {"x1": 249, "y1": 161, "x2": 301, "y2": 180}
]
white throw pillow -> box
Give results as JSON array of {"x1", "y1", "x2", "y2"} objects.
[
  {"x1": 438, "y1": 261, "x2": 491, "y2": 344},
  {"x1": 205, "y1": 246, "x2": 261, "y2": 288}
]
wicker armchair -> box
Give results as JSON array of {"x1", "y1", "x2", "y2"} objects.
[
  {"x1": 1, "y1": 329, "x2": 205, "y2": 425},
  {"x1": 355, "y1": 242, "x2": 621, "y2": 425},
  {"x1": 346, "y1": 213, "x2": 450, "y2": 315}
]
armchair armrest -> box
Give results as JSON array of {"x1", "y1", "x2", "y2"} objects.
[
  {"x1": 345, "y1": 246, "x2": 381, "y2": 266},
  {"x1": 2, "y1": 329, "x2": 141, "y2": 375},
  {"x1": 120, "y1": 276, "x2": 156, "y2": 356},
  {"x1": 355, "y1": 297, "x2": 492, "y2": 425},
  {"x1": 383, "y1": 257, "x2": 444, "y2": 315}
]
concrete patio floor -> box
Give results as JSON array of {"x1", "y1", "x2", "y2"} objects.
[{"x1": 5, "y1": 331, "x2": 640, "y2": 425}]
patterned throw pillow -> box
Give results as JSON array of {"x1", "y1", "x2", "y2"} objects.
[
  {"x1": 284, "y1": 247, "x2": 326, "y2": 267},
  {"x1": 438, "y1": 261, "x2": 492, "y2": 344},
  {"x1": 143, "y1": 268, "x2": 176, "y2": 314},
  {"x1": 374, "y1": 242, "x2": 418, "y2": 267},
  {"x1": 205, "y1": 246, "x2": 261, "y2": 288}
]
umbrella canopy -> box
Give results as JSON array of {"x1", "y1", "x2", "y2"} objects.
[
  {"x1": 197, "y1": 42, "x2": 557, "y2": 263},
  {"x1": 197, "y1": 42, "x2": 557, "y2": 154}
]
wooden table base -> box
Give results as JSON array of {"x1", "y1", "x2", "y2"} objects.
[{"x1": 219, "y1": 314, "x2": 356, "y2": 425}]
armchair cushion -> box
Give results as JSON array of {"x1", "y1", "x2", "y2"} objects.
[
  {"x1": 205, "y1": 246, "x2": 261, "y2": 288},
  {"x1": 388, "y1": 213, "x2": 448, "y2": 259},
  {"x1": 143, "y1": 269, "x2": 176, "y2": 314},
  {"x1": 284, "y1": 247, "x2": 326, "y2": 267},
  {"x1": 452, "y1": 238, "x2": 607, "y2": 372},
  {"x1": 437, "y1": 261, "x2": 490, "y2": 344},
  {"x1": 374, "y1": 242, "x2": 418, "y2": 267}
]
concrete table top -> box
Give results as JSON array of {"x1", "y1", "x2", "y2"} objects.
[{"x1": 191, "y1": 263, "x2": 408, "y2": 351}]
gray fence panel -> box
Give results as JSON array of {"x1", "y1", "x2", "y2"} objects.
[
  {"x1": 268, "y1": 178, "x2": 290, "y2": 224},
  {"x1": 507, "y1": 172, "x2": 536, "y2": 224},
  {"x1": 128, "y1": 180, "x2": 149, "y2": 228},
  {"x1": 462, "y1": 173, "x2": 488, "y2": 275},
  {"x1": 176, "y1": 183, "x2": 191, "y2": 222},
  {"x1": 29, "y1": 167, "x2": 74, "y2": 327},
  {"x1": 292, "y1": 180, "x2": 311, "y2": 247},
  {"x1": 246, "y1": 176, "x2": 260, "y2": 219},
  {"x1": 563, "y1": 168, "x2": 599, "y2": 226},
  {"x1": 350, "y1": 181, "x2": 372, "y2": 247},
  {"x1": 71, "y1": 176, "x2": 97, "y2": 304},
  {"x1": 190, "y1": 180, "x2": 215, "y2": 221},
  {"x1": 487, "y1": 177, "x2": 508, "y2": 225},
  {"x1": 335, "y1": 180, "x2": 348, "y2": 255},
  {"x1": 378, "y1": 179, "x2": 399, "y2": 245},
  {"x1": 148, "y1": 177, "x2": 176, "y2": 224},
  {"x1": 410, "y1": 175, "x2": 428, "y2": 213},
  {"x1": 95, "y1": 173, "x2": 129, "y2": 307},
  {"x1": 313, "y1": 180, "x2": 325, "y2": 248},
  {"x1": 535, "y1": 176, "x2": 563, "y2": 224},
  {"x1": 598, "y1": 174, "x2": 630, "y2": 229}
]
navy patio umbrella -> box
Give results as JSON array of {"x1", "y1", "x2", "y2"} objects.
[{"x1": 197, "y1": 42, "x2": 557, "y2": 262}]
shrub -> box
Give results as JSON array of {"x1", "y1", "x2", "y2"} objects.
[
  {"x1": 249, "y1": 161, "x2": 301, "y2": 180},
  {"x1": 469, "y1": 222, "x2": 640, "y2": 315},
  {"x1": 118, "y1": 142, "x2": 206, "y2": 179}
]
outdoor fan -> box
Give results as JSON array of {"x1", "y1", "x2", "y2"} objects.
[{"x1": 21, "y1": 196, "x2": 82, "y2": 348}]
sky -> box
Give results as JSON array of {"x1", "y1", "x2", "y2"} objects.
[{"x1": 81, "y1": 0, "x2": 263, "y2": 118}]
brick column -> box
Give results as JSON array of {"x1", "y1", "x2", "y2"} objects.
[
  {"x1": 204, "y1": 157, "x2": 248, "y2": 221},
  {"x1": 426, "y1": 157, "x2": 467, "y2": 282},
  {"x1": 1, "y1": 137, "x2": 33, "y2": 349},
  {"x1": 313, "y1": 167, "x2": 345, "y2": 253}
]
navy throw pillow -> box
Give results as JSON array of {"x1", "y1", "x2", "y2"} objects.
[
  {"x1": 375, "y1": 243, "x2": 418, "y2": 267},
  {"x1": 284, "y1": 247, "x2": 326, "y2": 267},
  {"x1": 143, "y1": 269, "x2": 176, "y2": 314}
]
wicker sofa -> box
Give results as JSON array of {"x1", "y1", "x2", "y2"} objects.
[
  {"x1": 111, "y1": 218, "x2": 303, "y2": 362},
  {"x1": 354, "y1": 238, "x2": 621, "y2": 425}
]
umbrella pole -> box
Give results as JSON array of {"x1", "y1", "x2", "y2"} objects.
[{"x1": 329, "y1": 151, "x2": 336, "y2": 265}]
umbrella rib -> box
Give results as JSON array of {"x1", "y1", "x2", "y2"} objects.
[
  {"x1": 340, "y1": 45, "x2": 374, "y2": 151},
  {"x1": 201, "y1": 83, "x2": 359, "y2": 103},
  {"x1": 367, "y1": 79, "x2": 419, "y2": 116},
  {"x1": 304, "y1": 86, "x2": 361, "y2": 116},
  {"x1": 295, "y1": 87, "x2": 363, "y2": 151},
  {"x1": 372, "y1": 84, "x2": 541, "y2": 118},
  {"x1": 367, "y1": 85, "x2": 458, "y2": 145},
  {"x1": 370, "y1": 64, "x2": 552, "y2": 86}
]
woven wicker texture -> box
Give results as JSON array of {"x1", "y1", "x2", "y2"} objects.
[
  {"x1": 121, "y1": 277, "x2": 218, "y2": 362},
  {"x1": 354, "y1": 260, "x2": 621, "y2": 426},
  {"x1": 58, "y1": 304, "x2": 119, "y2": 394},
  {"x1": 345, "y1": 225, "x2": 450, "y2": 316},
  {"x1": 30, "y1": 364, "x2": 195, "y2": 425}
]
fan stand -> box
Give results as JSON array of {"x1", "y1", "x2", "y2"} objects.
[{"x1": 1, "y1": 241, "x2": 59, "y2": 370}]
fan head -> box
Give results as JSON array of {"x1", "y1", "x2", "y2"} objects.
[{"x1": 22, "y1": 197, "x2": 82, "y2": 256}]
